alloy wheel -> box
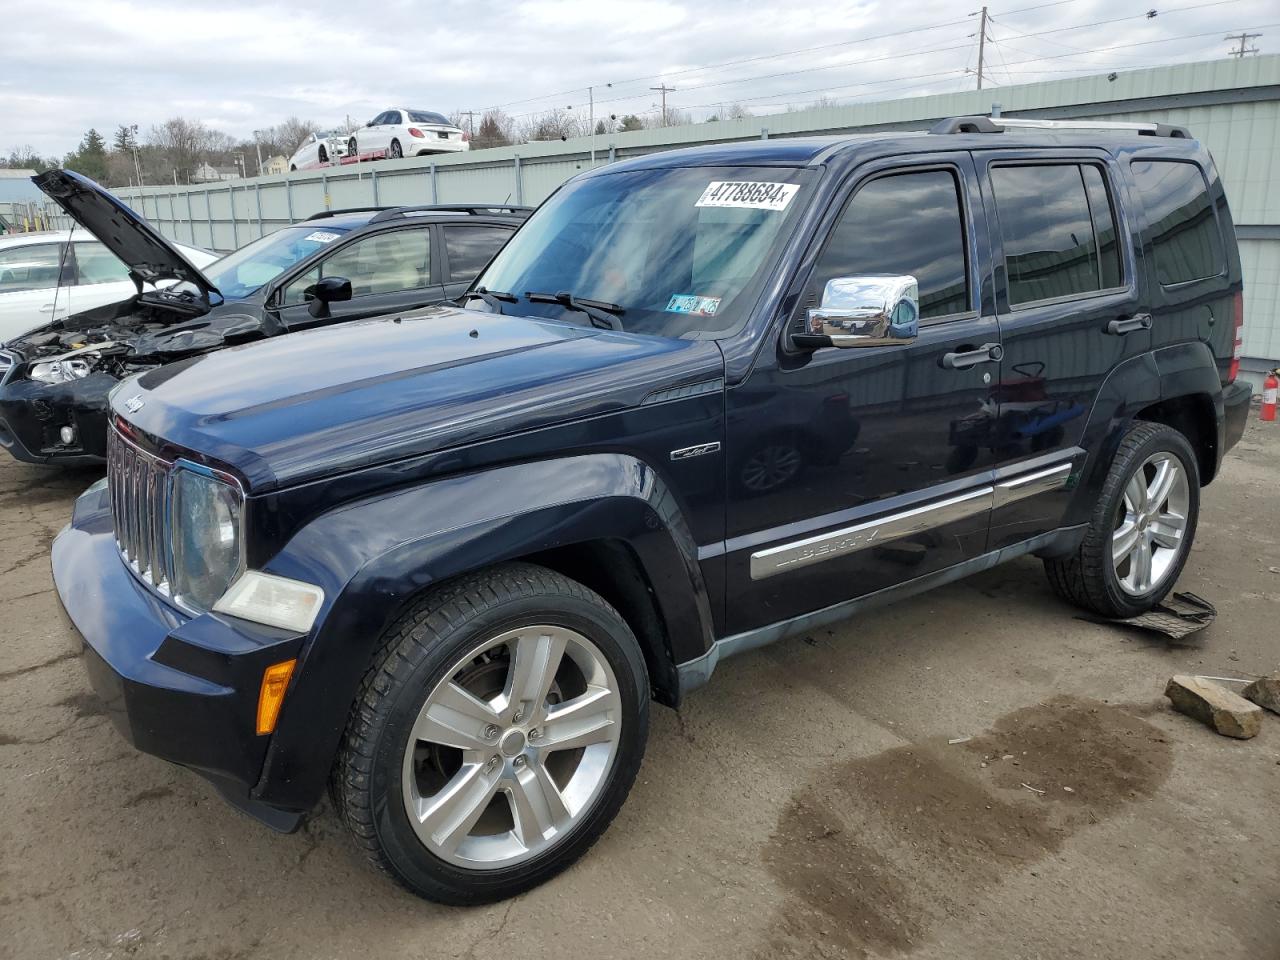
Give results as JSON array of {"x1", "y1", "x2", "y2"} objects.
[
  {"x1": 1112, "y1": 452, "x2": 1190, "y2": 596},
  {"x1": 401, "y1": 625, "x2": 622, "y2": 869}
]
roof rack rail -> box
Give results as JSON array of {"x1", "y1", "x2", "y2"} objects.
[
  {"x1": 367, "y1": 204, "x2": 534, "y2": 223},
  {"x1": 929, "y1": 116, "x2": 1192, "y2": 139},
  {"x1": 304, "y1": 206, "x2": 390, "y2": 221}
]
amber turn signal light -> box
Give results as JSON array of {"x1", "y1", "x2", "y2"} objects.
[{"x1": 256, "y1": 659, "x2": 297, "y2": 735}]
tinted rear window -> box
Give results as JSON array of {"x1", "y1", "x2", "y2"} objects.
[
  {"x1": 408, "y1": 111, "x2": 451, "y2": 126},
  {"x1": 1129, "y1": 159, "x2": 1225, "y2": 286},
  {"x1": 992, "y1": 163, "x2": 1123, "y2": 306},
  {"x1": 443, "y1": 225, "x2": 513, "y2": 280}
]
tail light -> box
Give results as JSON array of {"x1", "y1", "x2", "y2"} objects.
[
  {"x1": 1228, "y1": 290, "x2": 1244, "y2": 382},
  {"x1": 407, "y1": 127, "x2": 426, "y2": 138}
]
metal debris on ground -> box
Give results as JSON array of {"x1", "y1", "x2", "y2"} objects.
[
  {"x1": 1083, "y1": 591, "x2": 1217, "y2": 640},
  {"x1": 947, "y1": 736, "x2": 972, "y2": 744},
  {"x1": 1020, "y1": 782, "x2": 1046, "y2": 795}
]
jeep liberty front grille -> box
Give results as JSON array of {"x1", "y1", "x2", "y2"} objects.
[{"x1": 106, "y1": 424, "x2": 175, "y2": 595}]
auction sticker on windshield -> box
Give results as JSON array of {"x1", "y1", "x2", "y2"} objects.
[
  {"x1": 695, "y1": 181, "x2": 799, "y2": 211},
  {"x1": 303, "y1": 231, "x2": 342, "y2": 243}
]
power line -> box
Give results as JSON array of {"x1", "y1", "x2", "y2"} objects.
[
  {"x1": 500, "y1": 0, "x2": 1248, "y2": 120},
  {"x1": 664, "y1": 21, "x2": 1278, "y2": 113}
]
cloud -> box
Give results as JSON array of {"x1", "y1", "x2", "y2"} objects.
[{"x1": 1, "y1": 0, "x2": 1273, "y2": 156}]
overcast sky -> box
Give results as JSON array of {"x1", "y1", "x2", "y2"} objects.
[{"x1": 3, "y1": 0, "x2": 1275, "y2": 156}]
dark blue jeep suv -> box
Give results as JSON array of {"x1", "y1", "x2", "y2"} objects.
[{"x1": 53, "y1": 116, "x2": 1253, "y2": 904}]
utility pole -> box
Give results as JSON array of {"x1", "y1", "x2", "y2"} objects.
[
  {"x1": 1225, "y1": 32, "x2": 1262, "y2": 57},
  {"x1": 129, "y1": 123, "x2": 144, "y2": 186},
  {"x1": 650, "y1": 83, "x2": 675, "y2": 126},
  {"x1": 975, "y1": 6, "x2": 989, "y2": 90},
  {"x1": 252, "y1": 130, "x2": 264, "y2": 176},
  {"x1": 460, "y1": 111, "x2": 476, "y2": 138}
]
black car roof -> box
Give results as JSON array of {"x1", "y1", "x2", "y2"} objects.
[{"x1": 301, "y1": 204, "x2": 534, "y2": 230}]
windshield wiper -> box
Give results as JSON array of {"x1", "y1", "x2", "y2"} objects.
[
  {"x1": 525, "y1": 291, "x2": 625, "y2": 331},
  {"x1": 461, "y1": 286, "x2": 518, "y2": 312}
]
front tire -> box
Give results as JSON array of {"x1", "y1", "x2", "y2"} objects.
[
  {"x1": 332, "y1": 563, "x2": 649, "y2": 904},
  {"x1": 1044, "y1": 421, "x2": 1199, "y2": 618},
  {"x1": 348, "y1": 137, "x2": 358, "y2": 156},
  {"x1": 389, "y1": 138, "x2": 403, "y2": 159}
]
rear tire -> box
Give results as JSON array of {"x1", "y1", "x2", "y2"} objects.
[
  {"x1": 332, "y1": 562, "x2": 649, "y2": 904},
  {"x1": 348, "y1": 137, "x2": 358, "y2": 156},
  {"x1": 318, "y1": 146, "x2": 328, "y2": 163},
  {"x1": 1044, "y1": 421, "x2": 1199, "y2": 618},
  {"x1": 389, "y1": 139, "x2": 403, "y2": 159}
]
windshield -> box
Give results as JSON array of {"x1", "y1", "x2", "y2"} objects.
[
  {"x1": 471, "y1": 165, "x2": 813, "y2": 339},
  {"x1": 202, "y1": 224, "x2": 353, "y2": 299}
]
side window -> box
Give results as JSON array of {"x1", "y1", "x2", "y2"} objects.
[
  {"x1": 0, "y1": 243, "x2": 64, "y2": 292},
  {"x1": 282, "y1": 229, "x2": 430, "y2": 304},
  {"x1": 443, "y1": 225, "x2": 514, "y2": 280},
  {"x1": 992, "y1": 163, "x2": 1122, "y2": 306},
  {"x1": 72, "y1": 242, "x2": 130, "y2": 286},
  {"x1": 800, "y1": 169, "x2": 969, "y2": 322},
  {"x1": 1129, "y1": 159, "x2": 1225, "y2": 286}
]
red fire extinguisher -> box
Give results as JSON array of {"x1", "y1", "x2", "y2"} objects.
[{"x1": 1262, "y1": 369, "x2": 1278, "y2": 422}]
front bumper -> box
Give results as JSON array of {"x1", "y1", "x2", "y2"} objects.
[
  {"x1": 52, "y1": 482, "x2": 307, "y2": 830},
  {"x1": 0, "y1": 372, "x2": 118, "y2": 466}
]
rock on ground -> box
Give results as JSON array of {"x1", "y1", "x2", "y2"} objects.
[
  {"x1": 1164, "y1": 675, "x2": 1263, "y2": 739},
  {"x1": 1241, "y1": 674, "x2": 1280, "y2": 715}
]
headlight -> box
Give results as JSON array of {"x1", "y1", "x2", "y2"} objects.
[
  {"x1": 170, "y1": 465, "x2": 243, "y2": 610},
  {"x1": 30, "y1": 357, "x2": 94, "y2": 384}
]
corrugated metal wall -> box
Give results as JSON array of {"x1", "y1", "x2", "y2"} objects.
[{"x1": 38, "y1": 55, "x2": 1280, "y2": 366}]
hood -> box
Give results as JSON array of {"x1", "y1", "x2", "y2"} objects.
[
  {"x1": 34, "y1": 169, "x2": 219, "y2": 300},
  {"x1": 118, "y1": 306, "x2": 724, "y2": 490}
]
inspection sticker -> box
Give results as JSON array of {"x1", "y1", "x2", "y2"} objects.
[
  {"x1": 303, "y1": 230, "x2": 341, "y2": 243},
  {"x1": 665, "y1": 294, "x2": 721, "y2": 316},
  {"x1": 695, "y1": 180, "x2": 799, "y2": 211}
]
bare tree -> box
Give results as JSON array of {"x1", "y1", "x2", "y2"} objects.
[
  {"x1": 270, "y1": 117, "x2": 319, "y2": 155},
  {"x1": 147, "y1": 117, "x2": 226, "y2": 182},
  {"x1": 520, "y1": 110, "x2": 584, "y2": 142}
]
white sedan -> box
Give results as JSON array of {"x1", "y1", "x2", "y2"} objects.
[
  {"x1": 0, "y1": 231, "x2": 218, "y2": 344},
  {"x1": 287, "y1": 131, "x2": 348, "y2": 171},
  {"x1": 347, "y1": 109, "x2": 469, "y2": 159}
]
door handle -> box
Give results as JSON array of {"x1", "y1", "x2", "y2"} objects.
[
  {"x1": 940, "y1": 342, "x2": 1003, "y2": 370},
  {"x1": 39, "y1": 303, "x2": 56, "y2": 313},
  {"x1": 1105, "y1": 313, "x2": 1152, "y2": 335}
]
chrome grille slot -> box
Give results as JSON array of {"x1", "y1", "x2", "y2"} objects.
[{"x1": 107, "y1": 425, "x2": 173, "y2": 594}]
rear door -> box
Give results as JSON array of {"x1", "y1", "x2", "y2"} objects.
[
  {"x1": 273, "y1": 225, "x2": 444, "y2": 329},
  {"x1": 974, "y1": 150, "x2": 1147, "y2": 548},
  {"x1": 439, "y1": 222, "x2": 518, "y2": 300}
]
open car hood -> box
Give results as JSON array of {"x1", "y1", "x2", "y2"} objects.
[{"x1": 33, "y1": 169, "x2": 220, "y2": 301}]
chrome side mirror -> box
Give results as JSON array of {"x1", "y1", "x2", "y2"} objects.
[{"x1": 793, "y1": 275, "x2": 919, "y2": 350}]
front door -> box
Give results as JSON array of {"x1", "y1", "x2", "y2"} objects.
[
  {"x1": 273, "y1": 226, "x2": 444, "y2": 330},
  {"x1": 723, "y1": 154, "x2": 1001, "y2": 634}
]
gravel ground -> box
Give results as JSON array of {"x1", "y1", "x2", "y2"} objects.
[{"x1": 2, "y1": 416, "x2": 1277, "y2": 960}]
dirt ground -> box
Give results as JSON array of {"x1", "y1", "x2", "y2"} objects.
[{"x1": 2, "y1": 416, "x2": 1278, "y2": 960}]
